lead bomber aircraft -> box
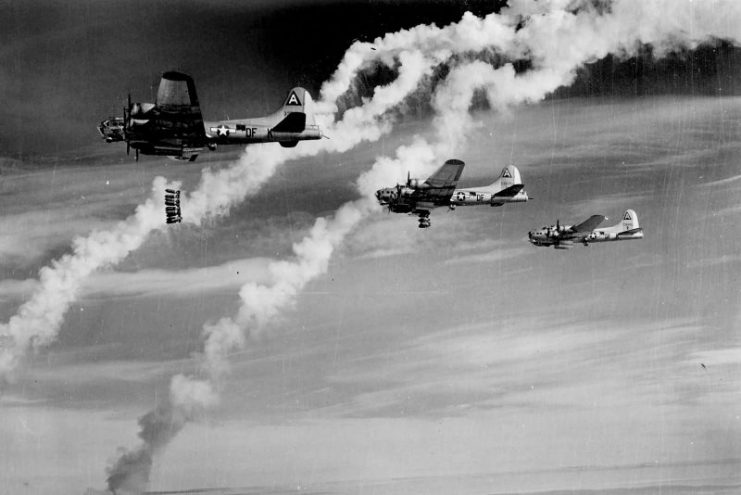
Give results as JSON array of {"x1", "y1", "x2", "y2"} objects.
[
  {"x1": 528, "y1": 210, "x2": 644, "y2": 249},
  {"x1": 375, "y1": 160, "x2": 529, "y2": 228},
  {"x1": 98, "y1": 71, "x2": 322, "y2": 161}
]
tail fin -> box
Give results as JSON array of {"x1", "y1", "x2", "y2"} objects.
[
  {"x1": 156, "y1": 71, "x2": 200, "y2": 109},
  {"x1": 282, "y1": 87, "x2": 309, "y2": 114},
  {"x1": 271, "y1": 87, "x2": 317, "y2": 132},
  {"x1": 621, "y1": 209, "x2": 639, "y2": 231},
  {"x1": 487, "y1": 165, "x2": 523, "y2": 190}
]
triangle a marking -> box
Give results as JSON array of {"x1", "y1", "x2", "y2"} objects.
[{"x1": 286, "y1": 91, "x2": 302, "y2": 106}]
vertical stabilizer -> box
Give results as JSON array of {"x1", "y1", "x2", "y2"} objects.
[
  {"x1": 284, "y1": 87, "x2": 317, "y2": 126},
  {"x1": 487, "y1": 165, "x2": 522, "y2": 190},
  {"x1": 156, "y1": 71, "x2": 200, "y2": 109},
  {"x1": 282, "y1": 87, "x2": 308, "y2": 114},
  {"x1": 621, "y1": 209, "x2": 639, "y2": 231},
  {"x1": 271, "y1": 87, "x2": 317, "y2": 133}
]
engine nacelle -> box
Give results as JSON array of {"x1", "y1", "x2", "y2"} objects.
[
  {"x1": 408, "y1": 178, "x2": 420, "y2": 188},
  {"x1": 130, "y1": 102, "x2": 155, "y2": 117}
]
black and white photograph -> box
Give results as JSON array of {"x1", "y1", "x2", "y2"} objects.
[{"x1": 1, "y1": 1, "x2": 740, "y2": 494}]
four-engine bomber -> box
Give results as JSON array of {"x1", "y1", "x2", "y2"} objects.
[
  {"x1": 528, "y1": 210, "x2": 644, "y2": 249},
  {"x1": 375, "y1": 160, "x2": 529, "y2": 229},
  {"x1": 98, "y1": 71, "x2": 321, "y2": 162}
]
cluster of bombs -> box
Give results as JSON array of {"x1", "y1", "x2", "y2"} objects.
[{"x1": 165, "y1": 189, "x2": 182, "y2": 224}]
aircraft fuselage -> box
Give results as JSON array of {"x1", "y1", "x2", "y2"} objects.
[
  {"x1": 205, "y1": 119, "x2": 321, "y2": 145},
  {"x1": 450, "y1": 187, "x2": 529, "y2": 207}
]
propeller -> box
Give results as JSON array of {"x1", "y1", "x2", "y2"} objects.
[
  {"x1": 124, "y1": 93, "x2": 131, "y2": 156},
  {"x1": 406, "y1": 170, "x2": 411, "y2": 187}
]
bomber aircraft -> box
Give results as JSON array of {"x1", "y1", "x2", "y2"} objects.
[
  {"x1": 98, "y1": 71, "x2": 321, "y2": 161},
  {"x1": 375, "y1": 160, "x2": 528, "y2": 228},
  {"x1": 528, "y1": 209, "x2": 643, "y2": 249}
]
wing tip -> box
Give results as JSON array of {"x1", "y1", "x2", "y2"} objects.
[{"x1": 161, "y1": 70, "x2": 193, "y2": 81}]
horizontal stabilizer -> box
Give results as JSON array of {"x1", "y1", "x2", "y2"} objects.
[
  {"x1": 493, "y1": 184, "x2": 524, "y2": 197},
  {"x1": 271, "y1": 112, "x2": 306, "y2": 133},
  {"x1": 617, "y1": 227, "x2": 643, "y2": 237}
]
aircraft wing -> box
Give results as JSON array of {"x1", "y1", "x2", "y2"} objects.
[
  {"x1": 421, "y1": 159, "x2": 465, "y2": 201},
  {"x1": 571, "y1": 214, "x2": 607, "y2": 233}
]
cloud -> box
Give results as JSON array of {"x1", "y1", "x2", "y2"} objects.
[
  {"x1": 0, "y1": 258, "x2": 274, "y2": 301},
  {"x1": 443, "y1": 245, "x2": 532, "y2": 265},
  {"x1": 310, "y1": 316, "x2": 707, "y2": 419},
  {"x1": 685, "y1": 254, "x2": 741, "y2": 269},
  {"x1": 699, "y1": 172, "x2": 741, "y2": 188},
  {"x1": 0, "y1": 210, "x2": 113, "y2": 267},
  {"x1": 689, "y1": 347, "x2": 741, "y2": 366}
]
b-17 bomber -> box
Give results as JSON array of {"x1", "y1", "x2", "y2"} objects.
[
  {"x1": 98, "y1": 71, "x2": 322, "y2": 162},
  {"x1": 528, "y1": 210, "x2": 644, "y2": 249},
  {"x1": 375, "y1": 160, "x2": 529, "y2": 228}
]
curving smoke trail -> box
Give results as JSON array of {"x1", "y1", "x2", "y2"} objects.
[
  {"x1": 102, "y1": 0, "x2": 741, "y2": 489},
  {"x1": 4, "y1": 0, "x2": 741, "y2": 385},
  {"x1": 0, "y1": 0, "x2": 729, "y2": 492},
  {"x1": 0, "y1": 16, "x2": 456, "y2": 383},
  {"x1": 0, "y1": 177, "x2": 180, "y2": 379}
]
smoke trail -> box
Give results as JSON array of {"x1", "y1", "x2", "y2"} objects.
[
  {"x1": 103, "y1": 137, "x2": 438, "y2": 495},
  {"x1": 102, "y1": 48, "x2": 603, "y2": 491},
  {"x1": 0, "y1": 177, "x2": 180, "y2": 380},
  {"x1": 99, "y1": 0, "x2": 741, "y2": 491},
  {"x1": 0, "y1": 0, "x2": 727, "y2": 491},
  {"x1": 0, "y1": 14, "x2": 457, "y2": 383},
  {"x1": 7, "y1": 0, "x2": 741, "y2": 385},
  {"x1": 104, "y1": 375, "x2": 217, "y2": 494}
]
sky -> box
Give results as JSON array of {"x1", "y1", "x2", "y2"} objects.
[{"x1": 1, "y1": 1, "x2": 741, "y2": 494}]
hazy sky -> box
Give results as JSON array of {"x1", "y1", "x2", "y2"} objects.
[{"x1": 1, "y1": 1, "x2": 741, "y2": 495}]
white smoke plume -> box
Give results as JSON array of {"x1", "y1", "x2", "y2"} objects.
[
  {"x1": 0, "y1": 12, "x2": 456, "y2": 384},
  {"x1": 104, "y1": 0, "x2": 741, "y2": 488},
  {"x1": 0, "y1": 0, "x2": 732, "y2": 492},
  {"x1": 103, "y1": 136, "x2": 439, "y2": 495},
  {"x1": 5, "y1": 0, "x2": 741, "y2": 386},
  {"x1": 0, "y1": 177, "x2": 180, "y2": 380}
]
